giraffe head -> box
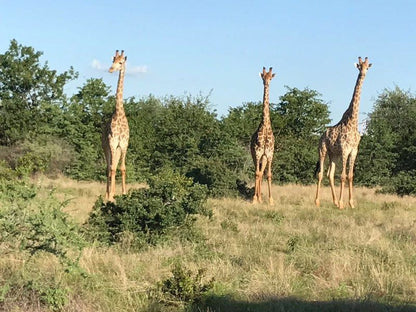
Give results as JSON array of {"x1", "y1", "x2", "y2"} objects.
[
  {"x1": 109, "y1": 50, "x2": 127, "y2": 73},
  {"x1": 355, "y1": 57, "x2": 372, "y2": 74},
  {"x1": 260, "y1": 67, "x2": 275, "y2": 85}
]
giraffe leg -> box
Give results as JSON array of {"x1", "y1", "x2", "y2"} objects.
[
  {"x1": 348, "y1": 150, "x2": 358, "y2": 208},
  {"x1": 328, "y1": 160, "x2": 338, "y2": 207},
  {"x1": 338, "y1": 154, "x2": 348, "y2": 209},
  {"x1": 105, "y1": 166, "x2": 111, "y2": 201},
  {"x1": 315, "y1": 148, "x2": 326, "y2": 207},
  {"x1": 267, "y1": 159, "x2": 273, "y2": 205},
  {"x1": 104, "y1": 150, "x2": 112, "y2": 201},
  {"x1": 120, "y1": 149, "x2": 127, "y2": 195},
  {"x1": 253, "y1": 160, "x2": 261, "y2": 203},
  {"x1": 258, "y1": 158, "x2": 267, "y2": 204},
  {"x1": 109, "y1": 147, "x2": 121, "y2": 202}
]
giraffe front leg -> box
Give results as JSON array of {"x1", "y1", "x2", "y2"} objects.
[
  {"x1": 257, "y1": 159, "x2": 267, "y2": 204},
  {"x1": 328, "y1": 160, "x2": 338, "y2": 207},
  {"x1": 315, "y1": 157, "x2": 325, "y2": 207},
  {"x1": 109, "y1": 148, "x2": 121, "y2": 202},
  {"x1": 338, "y1": 155, "x2": 348, "y2": 209}
]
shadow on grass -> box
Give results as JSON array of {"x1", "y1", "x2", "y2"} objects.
[
  {"x1": 191, "y1": 295, "x2": 416, "y2": 312},
  {"x1": 236, "y1": 179, "x2": 254, "y2": 201}
]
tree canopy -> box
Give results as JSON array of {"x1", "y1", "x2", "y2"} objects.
[{"x1": 0, "y1": 39, "x2": 77, "y2": 145}]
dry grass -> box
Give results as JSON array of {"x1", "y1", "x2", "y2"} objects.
[
  {"x1": 1, "y1": 178, "x2": 416, "y2": 311},
  {"x1": 34, "y1": 175, "x2": 146, "y2": 223}
]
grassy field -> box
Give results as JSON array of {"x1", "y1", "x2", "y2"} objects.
[{"x1": 1, "y1": 176, "x2": 416, "y2": 311}]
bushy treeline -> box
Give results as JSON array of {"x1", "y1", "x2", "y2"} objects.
[
  {"x1": 355, "y1": 87, "x2": 416, "y2": 195},
  {"x1": 0, "y1": 40, "x2": 415, "y2": 196}
]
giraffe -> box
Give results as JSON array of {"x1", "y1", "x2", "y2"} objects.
[
  {"x1": 250, "y1": 67, "x2": 276, "y2": 204},
  {"x1": 102, "y1": 50, "x2": 130, "y2": 202},
  {"x1": 315, "y1": 57, "x2": 372, "y2": 209}
]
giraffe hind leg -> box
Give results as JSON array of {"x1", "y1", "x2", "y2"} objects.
[
  {"x1": 257, "y1": 156, "x2": 267, "y2": 204},
  {"x1": 338, "y1": 154, "x2": 348, "y2": 209},
  {"x1": 104, "y1": 149, "x2": 111, "y2": 201},
  {"x1": 315, "y1": 152, "x2": 326, "y2": 207},
  {"x1": 348, "y1": 150, "x2": 358, "y2": 208},
  {"x1": 253, "y1": 160, "x2": 261, "y2": 203},
  {"x1": 109, "y1": 147, "x2": 122, "y2": 202},
  {"x1": 120, "y1": 148, "x2": 127, "y2": 195},
  {"x1": 267, "y1": 158, "x2": 273, "y2": 205}
]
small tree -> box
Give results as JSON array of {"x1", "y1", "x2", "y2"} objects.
[
  {"x1": 85, "y1": 170, "x2": 210, "y2": 246},
  {"x1": 0, "y1": 39, "x2": 77, "y2": 145},
  {"x1": 61, "y1": 78, "x2": 112, "y2": 180},
  {"x1": 356, "y1": 87, "x2": 416, "y2": 195}
]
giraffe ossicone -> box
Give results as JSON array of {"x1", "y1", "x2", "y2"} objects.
[
  {"x1": 315, "y1": 57, "x2": 372, "y2": 209},
  {"x1": 102, "y1": 50, "x2": 130, "y2": 202}
]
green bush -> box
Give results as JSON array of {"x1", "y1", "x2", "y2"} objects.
[
  {"x1": 22, "y1": 196, "x2": 87, "y2": 271},
  {"x1": 23, "y1": 280, "x2": 69, "y2": 312},
  {"x1": 187, "y1": 157, "x2": 244, "y2": 198},
  {"x1": 0, "y1": 136, "x2": 74, "y2": 177},
  {"x1": 160, "y1": 263, "x2": 214, "y2": 305},
  {"x1": 0, "y1": 161, "x2": 37, "y2": 202},
  {"x1": 85, "y1": 170, "x2": 210, "y2": 246},
  {"x1": 380, "y1": 170, "x2": 416, "y2": 196},
  {"x1": 0, "y1": 167, "x2": 86, "y2": 272}
]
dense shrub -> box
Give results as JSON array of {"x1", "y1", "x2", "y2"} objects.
[
  {"x1": 0, "y1": 168, "x2": 85, "y2": 271},
  {"x1": 0, "y1": 161, "x2": 36, "y2": 202},
  {"x1": 356, "y1": 87, "x2": 416, "y2": 195},
  {"x1": 379, "y1": 170, "x2": 416, "y2": 197},
  {"x1": 0, "y1": 136, "x2": 74, "y2": 177},
  {"x1": 160, "y1": 263, "x2": 214, "y2": 305},
  {"x1": 85, "y1": 170, "x2": 210, "y2": 246}
]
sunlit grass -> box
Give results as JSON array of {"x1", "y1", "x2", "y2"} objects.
[{"x1": 1, "y1": 177, "x2": 415, "y2": 311}]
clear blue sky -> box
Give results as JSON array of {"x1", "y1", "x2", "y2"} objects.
[{"x1": 1, "y1": 1, "x2": 416, "y2": 126}]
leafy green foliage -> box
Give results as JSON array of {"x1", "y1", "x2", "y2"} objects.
[
  {"x1": 160, "y1": 263, "x2": 214, "y2": 304},
  {"x1": 22, "y1": 196, "x2": 87, "y2": 270},
  {"x1": 356, "y1": 87, "x2": 416, "y2": 195},
  {"x1": 0, "y1": 39, "x2": 77, "y2": 145},
  {"x1": 0, "y1": 161, "x2": 37, "y2": 203},
  {"x1": 0, "y1": 135, "x2": 74, "y2": 178},
  {"x1": 25, "y1": 280, "x2": 69, "y2": 312},
  {"x1": 61, "y1": 78, "x2": 112, "y2": 180},
  {"x1": 126, "y1": 94, "x2": 249, "y2": 196},
  {"x1": 277, "y1": 87, "x2": 331, "y2": 137},
  {"x1": 0, "y1": 164, "x2": 86, "y2": 272},
  {"x1": 85, "y1": 170, "x2": 210, "y2": 246}
]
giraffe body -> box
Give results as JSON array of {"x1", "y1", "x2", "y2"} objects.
[
  {"x1": 102, "y1": 50, "x2": 129, "y2": 202},
  {"x1": 250, "y1": 67, "x2": 275, "y2": 204},
  {"x1": 315, "y1": 57, "x2": 372, "y2": 209}
]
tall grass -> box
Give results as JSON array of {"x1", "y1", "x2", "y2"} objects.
[{"x1": 1, "y1": 177, "x2": 415, "y2": 311}]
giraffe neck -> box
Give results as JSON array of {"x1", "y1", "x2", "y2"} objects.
[
  {"x1": 341, "y1": 71, "x2": 366, "y2": 127},
  {"x1": 115, "y1": 64, "x2": 126, "y2": 116},
  {"x1": 262, "y1": 83, "x2": 271, "y2": 125}
]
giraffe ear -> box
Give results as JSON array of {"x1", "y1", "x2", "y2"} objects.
[
  {"x1": 125, "y1": 56, "x2": 127, "y2": 61},
  {"x1": 259, "y1": 72, "x2": 262, "y2": 78},
  {"x1": 354, "y1": 63, "x2": 359, "y2": 69},
  {"x1": 368, "y1": 63, "x2": 372, "y2": 68},
  {"x1": 272, "y1": 73, "x2": 276, "y2": 78}
]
